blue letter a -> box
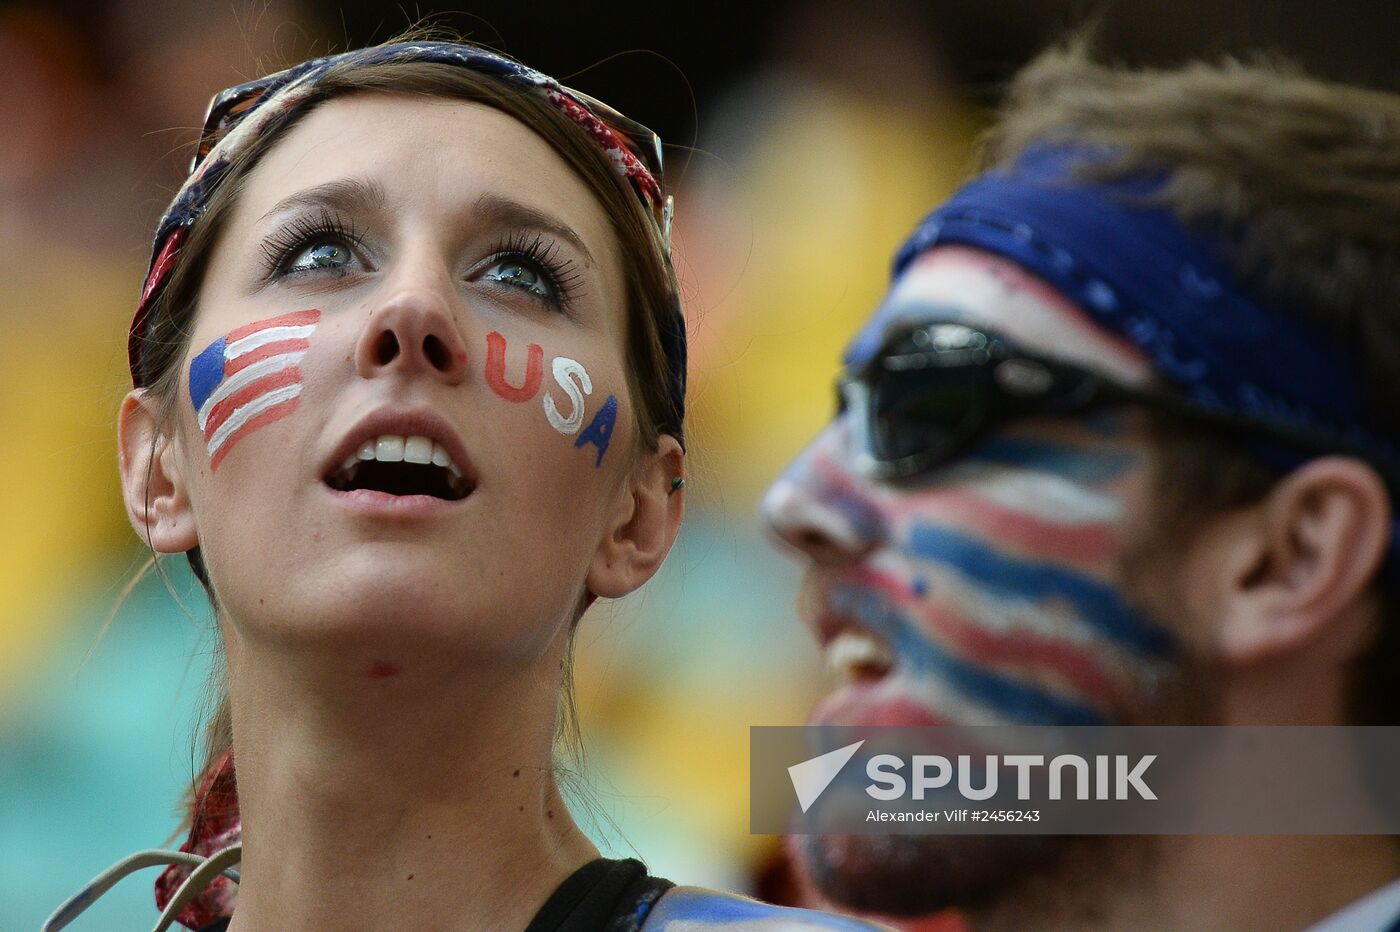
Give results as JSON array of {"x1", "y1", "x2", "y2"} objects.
[{"x1": 575, "y1": 395, "x2": 618, "y2": 468}]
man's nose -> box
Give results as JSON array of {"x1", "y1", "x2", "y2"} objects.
[
  {"x1": 355, "y1": 281, "x2": 470, "y2": 385},
  {"x1": 760, "y1": 432, "x2": 886, "y2": 565}
]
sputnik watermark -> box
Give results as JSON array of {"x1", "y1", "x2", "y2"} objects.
[
  {"x1": 787, "y1": 741, "x2": 1154, "y2": 813},
  {"x1": 753, "y1": 726, "x2": 1400, "y2": 835},
  {"x1": 866, "y1": 752, "x2": 1156, "y2": 801}
]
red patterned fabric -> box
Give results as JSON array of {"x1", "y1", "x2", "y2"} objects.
[{"x1": 154, "y1": 752, "x2": 241, "y2": 930}]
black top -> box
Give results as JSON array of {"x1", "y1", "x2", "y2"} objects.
[
  {"x1": 196, "y1": 858, "x2": 672, "y2": 932},
  {"x1": 525, "y1": 857, "x2": 673, "y2": 931}
]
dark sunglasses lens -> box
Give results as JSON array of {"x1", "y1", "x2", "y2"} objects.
[{"x1": 869, "y1": 365, "x2": 990, "y2": 469}]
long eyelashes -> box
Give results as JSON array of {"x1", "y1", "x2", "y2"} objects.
[
  {"x1": 256, "y1": 214, "x2": 582, "y2": 313},
  {"x1": 480, "y1": 230, "x2": 583, "y2": 313},
  {"x1": 258, "y1": 207, "x2": 363, "y2": 282}
]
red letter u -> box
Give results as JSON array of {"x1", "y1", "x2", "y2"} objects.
[{"x1": 484, "y1": 331, "x2": 543, "y2": 403}]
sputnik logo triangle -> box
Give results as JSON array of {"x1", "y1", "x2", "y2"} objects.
[{"x1": 788, "y1": 740, "x2": 865, "y2": 813}]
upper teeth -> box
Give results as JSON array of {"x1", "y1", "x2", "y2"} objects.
[
  {"x1": 826, "y1": 630, "x2": 894, "y2": 680},
  {"x1": 338, "y1": 435, "x2": 462, "y2": 476}
]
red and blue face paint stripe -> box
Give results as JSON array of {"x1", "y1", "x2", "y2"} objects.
[{"x1": 189, "y1": 309, "x2": 320, "y2": 470}]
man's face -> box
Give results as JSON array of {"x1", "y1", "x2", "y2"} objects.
[{"x1": 761, "y1": 245, "x2": 1189, "y2": 913}]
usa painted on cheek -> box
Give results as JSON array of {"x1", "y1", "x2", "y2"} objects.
[
  {"x1": 483, "y1": 330, "x2": 618, "y2": 467},
  {"x1": 804, "y1": 421, "x2": 1176, "y2": 726},
  {"x1": 188, "y1": 314, "x2": 618, "y2": 470}
]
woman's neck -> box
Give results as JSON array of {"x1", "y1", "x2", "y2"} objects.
[{"x1": 222, "y1": 636, "x2": 598, "y2": 931}]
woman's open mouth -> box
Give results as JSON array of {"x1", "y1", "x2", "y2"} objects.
[{"x1": 324, "y1": 434, "x2": 474, "y2": 501}]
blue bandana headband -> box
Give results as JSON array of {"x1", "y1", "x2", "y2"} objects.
[{"x1": 892, "y1": 143, "x2": 1400, "y2": 577}]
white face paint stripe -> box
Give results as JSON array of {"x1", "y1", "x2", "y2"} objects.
[
  {"x1": 866, "y1": 549, "x2": 1136, "y2": 659},
  {"x1": 918, "y1": 464, "x2": 1125, "y2": 525},
  {"x1": 879, "y1": 672, "x2": 1018, "y2": 727},
  {"x1": 223, "y1": 324, "x2": 318, "y2": 358},
  {"x1": 543, "y1": 356, "x2": 593, "y2": 435},
  {"x1": 196, "y1": 352, "x2": 306, "y2": 431},
  {"x1": 882, "y1": 250, "x2": 1154, "y2": 385},
  {"x1": 206, "y1": 384, "x2": 304, "y2": 455}
]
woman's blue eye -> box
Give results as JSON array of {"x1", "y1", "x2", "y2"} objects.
[
  {"x1": 483, "y1": 258, "x2": 552, "y2": 298},
  {"x1": 288, "y1": 240, "x2": 353, "y2": 273}
]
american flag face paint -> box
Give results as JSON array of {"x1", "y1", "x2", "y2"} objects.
[
  {"x1": 771, "y1": 421, "x2": 1173, "y2": 729},
  {"x1": 764, "y1": 247, "x2": 1178, "y2": 730},
  {"x1": 188, "y1": 309, "x2": 320, "y2": 470}
]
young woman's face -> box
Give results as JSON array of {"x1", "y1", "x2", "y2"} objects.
[{"x1": 175, "y1": 94, "x2": 638, "y2": 665}]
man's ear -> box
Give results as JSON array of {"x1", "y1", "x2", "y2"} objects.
[
  {"x1": 1198, "y1": 457, "x2": 1391, "y2": 665},
  {"x1": 118, "y1": 390, "x2": 199, "y2": 553},
  {"x1": 587, "y1": 435, "x2": 684, "y2": 599}
]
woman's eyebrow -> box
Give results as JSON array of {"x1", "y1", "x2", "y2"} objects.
[
  {"x1": 259, "y1": 177, "x2": 388, "y2": 224},
  {"x1": 473, "y1": 193, "x2": 594, "y2": 267}
]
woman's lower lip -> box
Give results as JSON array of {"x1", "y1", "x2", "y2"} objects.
[
  {"x1": 810, "y1": 682, "x2": 949, "y2": 728},
  {"x1": 323, "y1": 486, "x2": 470, "y2": 517}
]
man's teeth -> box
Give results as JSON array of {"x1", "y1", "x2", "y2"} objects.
[
  {"x1": 342, "y1": 435, "x2": 462, "y2": 476},
  {"x1": 826, "y1": 630, "x2": 894, "y2": 680}
]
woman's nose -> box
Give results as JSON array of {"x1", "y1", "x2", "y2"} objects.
[
  {"x1": 355, "y1": 286, "x2": 470, "y2": 384},
  {"x1": 760, "y1": 430, "x2": 886, "y2": 565}
]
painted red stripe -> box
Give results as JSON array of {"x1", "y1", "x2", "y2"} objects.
[
  {"x1": 209, "y1": 397, "x2": 300, "y2": 471},
  {"x1": 203, "y1": 367, "x2": 302, "y2": 442},
  {"x1": 854, "y1": 564, "x2": 1125, "y2": 710},
  {"x1": 225, "y1": 308, "x2": 320, "y2": 343},
  {"x1": 810, "y1": 454, "x2": 1116, "y2": 565},
  {"x1": 224, "y1": 339, "x2": 309, "y2": 376}
]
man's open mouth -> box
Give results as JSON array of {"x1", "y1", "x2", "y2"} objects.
[
  {"x1": 325, "y1": 434, "x2": 473, "y2": 501},
  {"x1": 825, "y1": 627, "x2": 897, "y2": 684}
]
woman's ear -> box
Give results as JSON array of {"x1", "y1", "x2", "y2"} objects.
[
  {"x1": 118, "y1": 390, "x2": 199, "y2": 553},
  {"x1": 1197, "y1": 456, "x2": 1391, "y2": 666},
  {"x1": 587, "y1": 435, "x2": 684, "y2": 599}
]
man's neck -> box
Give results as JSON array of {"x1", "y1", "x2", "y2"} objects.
[
  {"x1": 968, "y1": 835, "x2": 1400, "y2": 931},
  {"x1": 222, "y1": 638, "x2": 598, "y2": 931}
]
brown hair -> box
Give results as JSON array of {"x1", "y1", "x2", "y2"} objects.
[
  {"x1": 985, "y1": 43, "x2": 1400, "y2": 722},
  {"x1": 133, "y1": 47, "x2": 681, "y2": 831}
]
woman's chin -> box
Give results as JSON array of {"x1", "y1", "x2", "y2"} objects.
[{"x1": 220, "y1": 560, "x2": 566, "y2": 662}]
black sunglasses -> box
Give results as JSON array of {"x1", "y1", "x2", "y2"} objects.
[{"x1": 839, "y1": 321, "x2": 1400, "y2": 485}]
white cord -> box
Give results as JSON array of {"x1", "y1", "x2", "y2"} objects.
[
  {"x1": 151, "y1": 843, "x2": 243, "y2": 932},
  {"x1": 42, "y1": 848, "x2": 240, "y2": 931}
]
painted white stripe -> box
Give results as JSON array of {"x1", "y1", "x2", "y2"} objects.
[
  {"x1": 878, "y1": 670, "x2": 1018, "y2": 727},
  {"x1": 834, "y1": 583, "x2": 1136, "y2": 724},
  {"x1": 206, "y1": 384, "x2": 303, "y2": 455},
  {"x1": 837, "y1": 587, "x2": 1128, "y2": 728},
  {"x1": 863, "y1": 550, "x2": 1172, "y2": 706},
  {"x1": 197, "y1": 351, "x2": 305, "y2": 431},
  {"x1": 883, "y1": 251, "x2": 1153, "y2": 384},
  {"x1": 224, "y1": 324, "x2": 316, "y2": 358},
  {"x1": 866, "y1": 549, "x2": 1112, "y2": 650},
  {"x1": 917, "y1": 463, "x2": 1124, "y2": 525}
]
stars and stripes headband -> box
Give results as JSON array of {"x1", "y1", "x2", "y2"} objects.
[{"x1": 127, "y1": 41, "x2": 685, "y2": 430}]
